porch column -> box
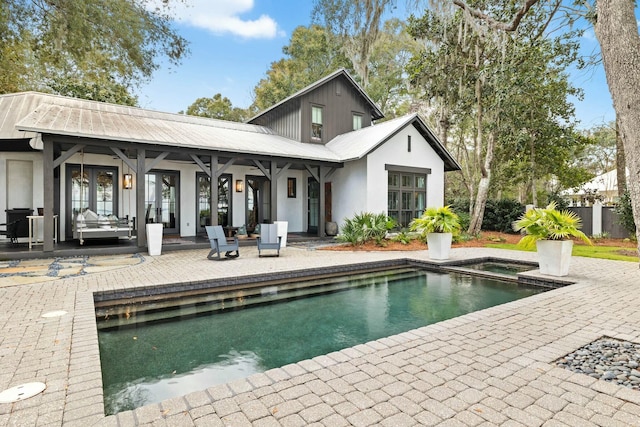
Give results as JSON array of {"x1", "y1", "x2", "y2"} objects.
[
  {"x1": 136, "y1": 149, "x2": 146, "y2": 247},
  {"x1": 270, "y1": 161, "x2": 278, "y2": 223},
  {"x1": 210, "y1": 155, "x2": 219, "y2": 226},
  {"x1": 42, "y1": 135, "x2": 55, "y2": 252},
  {"x1": 319, "y1": 166, "x2": 326, "y2": 237}
]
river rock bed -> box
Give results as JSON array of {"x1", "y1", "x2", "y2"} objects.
[{"x1": 555, "y1": 337, "x2": 640, "y2": 390}]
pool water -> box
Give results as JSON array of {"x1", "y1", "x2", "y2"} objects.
[
  {"x1": 461, "y1": 261, "x2": 536, "y2": 275},
  {"x1": 98, "y1": 268, "x2": 544, "y2": 414}
]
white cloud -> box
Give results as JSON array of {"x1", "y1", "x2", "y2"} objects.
[{"x1": 155, "y1": 0, "x2": 282, "y2": 39}]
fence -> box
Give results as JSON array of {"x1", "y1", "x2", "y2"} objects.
[{"x1": 567, "y1": 202, "x2": 629, "y2": 238}]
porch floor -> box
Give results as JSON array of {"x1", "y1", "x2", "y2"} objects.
[{"x1": 0, "y1": 233, "x2": 335, "y2": 260}]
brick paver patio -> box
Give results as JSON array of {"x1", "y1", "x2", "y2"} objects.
[{"x1": 1, "y1": 246, "x2": 639, "y2": 426}]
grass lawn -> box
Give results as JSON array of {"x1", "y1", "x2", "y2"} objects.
[{"x1": 487, "y1": 242, "x2": 639, "y2": 262}]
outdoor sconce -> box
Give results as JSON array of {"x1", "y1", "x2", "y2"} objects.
[
  {"x1": 235, "y1": 179, "x2": 244, "y2": 192},
  {"x1": 123, "y1": 173, "x2": 133, "y2": 189}
]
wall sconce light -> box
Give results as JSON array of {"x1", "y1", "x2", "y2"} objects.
[
  {"x1": 235, "y1": 179, "x2": 244, "y2": 192},
  {"x1": 123, "y1": 173, "x2": 133, "y2": 189}
]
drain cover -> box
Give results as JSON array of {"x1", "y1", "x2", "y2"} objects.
[
  {"x1": 0, "y1": 382, "x2": 46, "y2": 403},
  {"x1": 41, "y1": 310, "x2": 67, "y2": 318}
]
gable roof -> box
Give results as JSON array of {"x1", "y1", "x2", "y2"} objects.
[
  {"x1": 248, "y1": 69, "x2": 384, "y2": 123},
  {"x1": 326, "y1": 113, "x2": 461, "y2": 171}
]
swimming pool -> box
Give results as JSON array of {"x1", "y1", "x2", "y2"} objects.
[{"x1": 98, "y1": 267, "x2": 545, "y2": 414}]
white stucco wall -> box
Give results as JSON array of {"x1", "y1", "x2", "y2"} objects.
[
  {"x1": 0, "y1": 152, "x2": 43, "y2": 223},
  {"x1": 367, "y1": 125, "x2": 445, "y2": 209},
  {"x1": 276, "y1": 170, "x2": 304, "y2": 232},
  {"x1": 331, "y1": 123, "x2": 446, "y2": 230},
  {"x1": 331, "y1": 157, "x2": 367, "y2": 228}
]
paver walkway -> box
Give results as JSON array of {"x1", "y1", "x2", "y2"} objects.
[{"x1": 1, "y1": 246, "x2": 639, "y2": 427}]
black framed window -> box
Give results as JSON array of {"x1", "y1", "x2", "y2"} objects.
[
  {"x1": 287, "y1": 177, "x2": 297, "y2": 198},
  {"x1": 387, "y1": 170, "x2": 427, "y2": 228},
  {"x1": 311, "y1": 105, "x2": 323, "y2": 140}
]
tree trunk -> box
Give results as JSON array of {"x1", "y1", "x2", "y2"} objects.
[
  {"x1": 615, "y1": 117, "x2": 627, "y2": 195},
  {"x1": 468, "y1": 52, "x2": 494, "y2": 235},
  {"x1": 594, "y1": 0, "x2": 640, "y2": 261}
]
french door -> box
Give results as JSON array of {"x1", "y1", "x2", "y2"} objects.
[
  {"x1": 196, "y1": 173, "x2": 231, "y2": 233},
  {"x1": 307, "y1": 178, "x2": 319, "y2": 233},
  {"x1": 66, "y1": 165, "x2": 118, "y2": 237},
  {"x1": 246, "y1": 176, "x2": 270, "y2": 232},
  {"x1": 145, "y1": 171, "x2": 179, "y2": 234}
]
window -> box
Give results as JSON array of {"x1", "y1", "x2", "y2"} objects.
[
  {"x1": 387, "y1": 170, "x2": 427, "y2": 227},
  {"x1": 311, "y1": 106, "x2": 323, "y2": 140},
  {"x1": 353, "y1": 114, "x2": 362, "y2": 130},
  {"x1": 287, "y1": 177, "x2": 297, "y2": 198}
]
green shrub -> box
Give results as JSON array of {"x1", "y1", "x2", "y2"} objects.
[
  {"x1": 337, "y1": 212, "x2": 396, "y2": 245},
  {"x1": 615, "y1": 191, "x2": 637, "y2": 236},
  {"x1": 483, "y1": 199, "x2": 525, "y2": 233},
  {"x1": 448, "y1": 198, "x2": 523, "y2": 233}
]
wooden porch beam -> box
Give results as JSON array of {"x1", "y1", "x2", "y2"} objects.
[
  {"x1": 305, "y1": 165, "x2": 319, "y2": 182},
  {"x1": 210, "y1": 155, "x2": 219, "y2": 226},
  {"x1": 274, "y1": 162, "x2": 292, "y2": 180},
  {"x1": 144, "y1": 152, "x2": 169, "y2": 173},
  {"x1": 53, "y1": 143, "x2": 85, "y2": 168},
  {"x1": 270, "y1": 161, "x2": 278, "y2": 222},
  {"x1": 111, "y1": 147, "x2": 136, "y2": 170},
  {"x1": 42, "y1": 136, "x2": 55, "y2": 252},
  {"x1": 253, "y1": 160, "x2": 271, "y2": 179},
  {"x1": 136, "y1": 149, "x2": 147, "y2": 247},
  {"x1": 190, "y1": 154, "x2": 210, "y2": 176}
]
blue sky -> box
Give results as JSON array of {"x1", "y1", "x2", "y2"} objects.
[{"x1": 137, "y1": 0, "x2": 614, "y2": 129}]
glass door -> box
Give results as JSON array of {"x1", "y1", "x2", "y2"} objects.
[
  {"x1": 246, "y1": 176, "x2": 270, "y2": 233},
  {"x1": 145, "y1": 171, "x2": 179, "y2": 234},
  {"x1": 66, "y1": 165, "x2": 117, "y2": 237},
  {"x1": 307, "y1": 178, "x2": 319, "y2": 233},
  {"x1": 196, "y1": 173, "x2": 231, "y2": 233}
]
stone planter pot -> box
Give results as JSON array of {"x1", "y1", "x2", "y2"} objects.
[
  {"x1": 426, "y1": 232, "x2": 452, "y2": 260},
  {"x1": 325, "y1": 221, "x2": 338, "y2": 236},
  {"x1": 536, "y1": 239, "x2": 573, "y2": 276},
  {"x1": 146, "y1": 223, "x2": 163, "y2": 256}
]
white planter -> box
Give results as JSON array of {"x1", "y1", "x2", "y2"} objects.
[
  {"x1": 274, "y1": 221, "x2": 288, "y2": 248},
  {"x1": 146, "y1": 223, "x2": 164, "y2": 256},
  {"x1": 427, "y1": 232, "x2": 453, "y2": 260},
  {"x1": 536, "y1": 239, "x2": 573, "y2": 276}
]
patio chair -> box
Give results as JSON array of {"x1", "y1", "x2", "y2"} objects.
[
  {"x1": 206, "y1": 225, "x2": 239, "y2": 260},
  {"x1": 0, "y1": 219, "x2": 21, "y2": 244},
  {"x1": 256, "y1": 223, "x2": 282, "y2": 257}
]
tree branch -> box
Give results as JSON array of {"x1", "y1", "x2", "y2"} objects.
[{"x1": 452, "y1": 0, "x2": 541, "y2": 31}]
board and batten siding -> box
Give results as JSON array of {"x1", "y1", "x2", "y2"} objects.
[
  {"x1": 300, "y1": 76, "x2": 373, "y2": 144},
  {"x1": 251, "y1": 99, "x2": 301, "y2": 141}
]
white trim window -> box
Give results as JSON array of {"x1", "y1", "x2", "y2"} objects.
[
  {"x1": 311, "y1": 105, "x2": 323, "y2": 140},
  {"x1": 352, "y1": 113, "x2": 362, "y2": 130}
]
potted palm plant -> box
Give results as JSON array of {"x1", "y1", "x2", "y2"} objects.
[
  {"x1": 410, "y1": 206, "x2": 461, "y2": 260},
  {"x1": 513, "y1": 202, "x2": 592, "y2": 276}
]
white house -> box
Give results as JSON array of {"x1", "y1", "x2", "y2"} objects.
[{"x1": 0, "y1": 69, "x2": 460, "y2": 253}]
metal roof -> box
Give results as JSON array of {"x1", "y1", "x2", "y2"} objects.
[
  {"x1": 326, "y1": 114, "x2": 461, "y2": 171},
  {"x1": 3, "y1": 91, "x2": 459, "y2": 170},
  {"x1": 15, "y1": 103, "x2": 342, "y2": 162}
]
